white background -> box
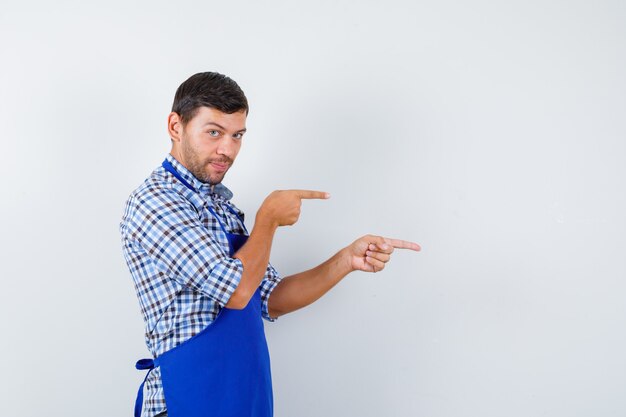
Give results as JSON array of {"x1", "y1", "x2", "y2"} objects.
[{"x1": 1, "y1": 1, "x2": 625, "y2": 416}]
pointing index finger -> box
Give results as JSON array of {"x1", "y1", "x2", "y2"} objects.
[
  {"x1": 383, "y1": 237, "x2": 421, "y2": 252},
  {"x1": 293, "y1": 190, "x2": 331, "y2": 200}
]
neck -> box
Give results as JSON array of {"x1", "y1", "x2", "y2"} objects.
[{"x1": 169, "y1": 148, "x2": 187, "y2": 170}]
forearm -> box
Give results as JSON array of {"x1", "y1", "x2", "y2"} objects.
[
  {"x1": 226, "y1": 188, "x2": 330, "y2": 309},
  {"x1": 227, "y1": 217, "x2": 278, "y2": 309},
  {"x1": 268, "y1": 247, "x2": 354, "y2": 318}
]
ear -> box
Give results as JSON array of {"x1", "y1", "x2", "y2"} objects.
[{"x1": 168, "y1": 112, "x2": 184, "y2": 142}]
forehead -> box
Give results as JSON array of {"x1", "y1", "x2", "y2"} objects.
[{"x1": 188, "y1": 106, "x2": 247, "y2": 130}]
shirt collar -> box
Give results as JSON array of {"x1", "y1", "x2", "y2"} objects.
[{"x1": 165, "y1": 154, "x2": 234, "y2": 201}]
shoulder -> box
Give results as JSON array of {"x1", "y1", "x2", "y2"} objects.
[
  {"x1": 126, "y1": 169, "x2": 178, "y2": 207},
  {"x1": 121, "y1": 168, "x2": 198, "y2": 227}
]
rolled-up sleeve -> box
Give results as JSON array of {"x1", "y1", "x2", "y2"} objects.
[
  {"x1": 260, "y1": 263, "x2": 282, "y2": 322},
  {"x1": 125, "y1": 187, "x2": 242, "y2": 307}
]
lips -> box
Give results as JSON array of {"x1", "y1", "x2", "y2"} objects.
[{"x1": 210, "y1": 162, "x2": 229, "y2": 172}]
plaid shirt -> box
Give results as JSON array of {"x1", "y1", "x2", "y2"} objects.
[{"x1": 120, "y1": 154, "x2": 282, "y2": 417}]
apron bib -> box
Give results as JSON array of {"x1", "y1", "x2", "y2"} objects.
[{"x1": 134, "y1": 159, "x2": 273, "y2": 417}]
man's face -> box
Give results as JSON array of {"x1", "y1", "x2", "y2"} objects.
[{"x1": 176, "y1": 107, "x2": 247, "y2": 185}]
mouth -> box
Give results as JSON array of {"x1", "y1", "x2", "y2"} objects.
[{"x1": 210, "y1": 162, "x2": 229, "y2": 173}]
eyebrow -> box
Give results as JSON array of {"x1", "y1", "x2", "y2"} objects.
[{"x1": 203, "y1": 122, "x2": 247, "y2": 133}]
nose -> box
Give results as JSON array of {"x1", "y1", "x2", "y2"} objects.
[{"x1": 216, "y1": 137, "x2": 237, "y2": 159}]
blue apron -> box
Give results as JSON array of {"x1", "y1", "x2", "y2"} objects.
[{"x1": 134, "y1": 159, "x2": 273, "y2": 417}]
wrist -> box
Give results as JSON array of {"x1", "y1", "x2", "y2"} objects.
[
  {"x1": 254, "y1": 212, "x2": 279, "y2": 231},
  {"x1": 337, "y1": 246, "x2": 355, "y2": 275}
]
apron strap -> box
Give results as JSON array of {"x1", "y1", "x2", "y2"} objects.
[
  {"x1": 162, "y1": 159, "x2": 197, "y2": 192},
  {"x1": 134, "y1": 358, "x2": 155, "y2": 417}
]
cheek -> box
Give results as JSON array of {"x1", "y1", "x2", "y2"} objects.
[
  {"x1": 184, "y1": 140, "x2": 203, "y2": 159},
  {"x1": 189, "y1": 137, "x2": 217, "y2": 155}
]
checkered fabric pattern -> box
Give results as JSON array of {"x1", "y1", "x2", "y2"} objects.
[{"x1": 120, "y1": 154, "x2": 282, "y2": 417}]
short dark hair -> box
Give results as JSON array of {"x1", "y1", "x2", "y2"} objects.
[{"x1": 171, "y1": 72, "x2": 248, "y2": 124}]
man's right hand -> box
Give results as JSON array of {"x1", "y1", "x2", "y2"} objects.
[{"x1": 256, "y1": 189, "x2": 330, "y2": 228}]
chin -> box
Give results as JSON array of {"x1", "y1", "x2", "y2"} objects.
[
  {"x1": 207, "y1": 173, "x2": 227, "y2": 185},
  {"x1": 190, "y1": 165, "x2": 222, "y2": 184}
]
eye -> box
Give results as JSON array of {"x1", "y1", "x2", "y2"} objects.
[
  {"x1": 233, "y1": 132, "x2": 245, "y2": 140},
  {"x1": 208, "y1": 130, "x2": 220, "y2": 137}
]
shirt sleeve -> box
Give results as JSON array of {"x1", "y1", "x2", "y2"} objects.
[
  {"x1": 124, "y1": 187, "x2": 242, "y2": 307},
  {"x1": 260, "y1": 263, "x2": 282, "y2": 322}
]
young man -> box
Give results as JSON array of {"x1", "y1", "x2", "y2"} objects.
[{"x1": 120, "y1": 72, "x2": 420, "y2": 417}]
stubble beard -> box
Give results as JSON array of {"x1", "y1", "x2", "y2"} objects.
[{"x1": 181, "y1": 140, "x2": 232, "y2": 185}]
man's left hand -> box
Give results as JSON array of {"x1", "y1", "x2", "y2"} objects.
[{"x1": 345, "y1": 235, "x2": 421, "y2": 273}]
